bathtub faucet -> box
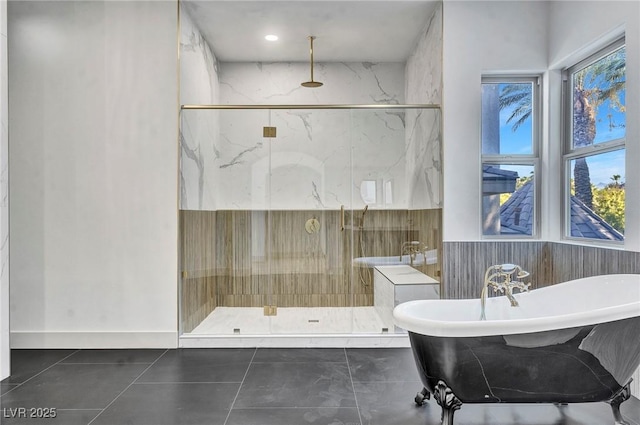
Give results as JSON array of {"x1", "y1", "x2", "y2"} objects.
[
  {"x1": 480, "y1": 264, "x2": 531, "y2": 320},
  {"x1": 400, "y1": 241, "x2": 426, "y2": 266}
]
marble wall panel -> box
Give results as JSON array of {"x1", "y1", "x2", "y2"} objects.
[
  {"x1": 219, "y1": 62, "x2": 406, "y2": 105},
  {"x1": 210, "y1": 89, "x2": 410, "y2": 210},
  {"x1": 404, "y1": 3, "x2": 443, "y2": 210},
  {"x1": 405, "y1": 2, "x2": 442, "y2": 105},
  {"x1": 406, "y1": 108, "x2": 442, "y2": 209},
  {"x1": 0, "y1": 0, "x2": 8, "y2": 377},
  {"x1": 179, "y1": 7, "x2": 220, "y2": 210}
]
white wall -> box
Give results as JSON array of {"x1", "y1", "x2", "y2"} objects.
[
  {"x1": 442, "y1": 0, "x2": 640, "y2": 398},
  {"x1": 9, "y1": 1, "x2": 179, "y2": 348},
  {"x1": 0, "y1": 0, "x2": 10, "y2": 378},
  {"x1": 442, "y1": 0, "x2": 548, "y2": 241},
  {"x1": 442, "y1": 0, "x2": 639, "y2": 249},
  {"x1": 548, "y1": 0, "x2": 640, "y2": 399}
]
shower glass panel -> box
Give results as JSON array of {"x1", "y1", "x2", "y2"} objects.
[
  {"x1": 268, "y1": 109, "x2": 355, "y2": 334},
  {"x1": 179, "y1": 106, "x2": 442, "y2": 338}
]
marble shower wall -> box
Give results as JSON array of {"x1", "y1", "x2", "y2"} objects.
[
  {"x1": 219, "y1": 61, "x2": 405, "y2": 105},
  {"x1": 405, "y1": 3, "x2": 443, "y2": 209},
  {"x1": 180, "y1": 6, "x2": 445, "y2": 212},
  {"x1": 179, "y1": 6, "x2": 220, "y2": 210},
  {"x1": 213, "y1": 107, "x2": 414, "y2": 210},
  {"x1": 214, "y1": 62, "x2": 409, "y2": 210},
  {"x1": 0, "y1": 0, "x2": 9, "y2": 378}
]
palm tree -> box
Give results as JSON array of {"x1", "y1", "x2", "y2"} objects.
[
  {"x1": 571, "y1": 46, "x2": 625, "y2": 208},
  {"x1": 499, "y1": 83, "x2": 532, "y2": 131},
  {"x1": 610, "y1": 174, "x2": 622, "y2": 188},
  {"x1": 498, "y1": 46, "x2": 625, "y2": 210}
]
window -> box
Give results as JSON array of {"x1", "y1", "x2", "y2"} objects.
[
  {"x1": 481, "y1": 76, "x2": 540, "y2": 237},
  {"x1": 563, "y1": 39, "x2": 625, "y2": 243}
]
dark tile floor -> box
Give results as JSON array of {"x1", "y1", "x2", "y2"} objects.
[{"x1": 0, "y1": 348, "x2": 638, "y2": 425}]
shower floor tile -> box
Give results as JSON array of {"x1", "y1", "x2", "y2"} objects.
[{"x1": 189, "y1": 306, "x2": 387, "y2": 335}]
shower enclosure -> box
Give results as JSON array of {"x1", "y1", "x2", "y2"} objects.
[{"x1": 179, "y1": 105, "x2": 442, "y2": 344}]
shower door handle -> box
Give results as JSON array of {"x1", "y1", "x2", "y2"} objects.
[{"x1": 340, "y1": 205, "x2": 345, "y2": 231}]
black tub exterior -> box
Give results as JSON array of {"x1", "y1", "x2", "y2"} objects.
[{"x1": 408, "y1": 316, "x2": 640, "y2": 424}]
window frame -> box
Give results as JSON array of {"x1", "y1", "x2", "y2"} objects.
[
  {"x1": 561, "y1": 37, "x2": 626, "y2": 245},
  {"x1": 480, "y1": 75, "x2": 542, "y2": 239}
]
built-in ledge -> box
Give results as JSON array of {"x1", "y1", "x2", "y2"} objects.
[{"x1": 374, "y1": 265, "x2": 440, "y2": 333}]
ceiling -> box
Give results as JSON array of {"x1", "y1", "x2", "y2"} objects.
[{"x1": 181, "y1": 1, "x2": 440, "y2": 63}]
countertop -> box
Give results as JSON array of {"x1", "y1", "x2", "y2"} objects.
[{"x1": 374, "y1": 265, "x2": 439, "y2": 285}]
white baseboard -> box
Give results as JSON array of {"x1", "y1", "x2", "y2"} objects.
[{"x1": 10, "y1": 331, "x2": 178, "y2": 349}]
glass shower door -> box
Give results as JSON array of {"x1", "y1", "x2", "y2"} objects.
[
  {"x1": 179, "y1": 105, "x2": 443, "y2": 339},
  {"x1": 267, "y1": 108, "x2": 355, "y2": 334}
]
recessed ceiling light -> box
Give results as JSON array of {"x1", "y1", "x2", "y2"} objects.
[{"x1": 265, "y1": 35, "x2": 278, "y2": 42}]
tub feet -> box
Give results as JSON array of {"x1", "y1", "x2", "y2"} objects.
[
  {"x1": 433, "y1": 380, "x2": 462, "y2": 425},
  {"x1": 607, "y1": 381, "x2": 631, "y2": 425},
  {"x1": 414, "y1": 387, "x2": 430, "y2": 406}
]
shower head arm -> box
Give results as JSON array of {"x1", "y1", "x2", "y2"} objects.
[
  {"x1": 309, "y1": 36, "x2": 315, "y2": 81},
  {"x1": 302, "y1": 36, "x2": 323, "y2": 88}
]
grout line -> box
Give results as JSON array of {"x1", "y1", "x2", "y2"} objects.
[
  {"x1": 223, "y1": 347, "x2": 258, "y2": 425},
  {"x1": 132, "y1": 381, "x2": 244, "y2": 385},
  {"x1": 1, "y1": 349, "x2": 81, "y2": 395},
  {"x1": 344, "y1": 348, "x2": 364, "y2": 425},
  {"x1": 222, "y1": 406, "x2": 360, "y2": 410},
  {"x1": 86, "y1": 348, "x2": 170, "y2": 425},
  {"x1": 58, "y1": 362, "x2": 157, "y2": 365}
]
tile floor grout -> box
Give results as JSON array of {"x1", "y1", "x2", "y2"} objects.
[
  {"x1": 85, "y1": 348, "x2": 169, "y2": 425},
  {"x1": 1, "y1": 349, "x2": 81, "y2": 396},
  {"x1": 344, "y1": 348, "x2": 365, "y2": 425},
  {"x1": 222, "y1": 347, "x2": 258, "y2": 425}
]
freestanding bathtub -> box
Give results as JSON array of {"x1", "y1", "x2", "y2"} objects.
[{"x1": 393, "y1": 274, "x2": 640, "y2": 425}]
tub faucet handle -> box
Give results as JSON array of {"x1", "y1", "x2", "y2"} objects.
[{"x1": 480, "y1": 264, "x2": 530, "y2": 319}]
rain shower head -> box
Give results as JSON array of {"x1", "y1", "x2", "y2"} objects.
[
  {"x1": 301, "y1": 36, "x2": 323, "y2": 88},
  {"x1": 301, "y1": 80, "x2": 323, "y2": 88}
]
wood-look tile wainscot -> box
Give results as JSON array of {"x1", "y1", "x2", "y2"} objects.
[
  {"x1": 180, "y1": 209, "x2": 443, "y2": 333},
  {"x1": 442, "y1": 241, "x2": 640, "y2": 300}
]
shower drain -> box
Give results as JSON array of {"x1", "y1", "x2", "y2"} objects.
[{"x1": 308, "y1": 319, "x2": 320, "y2": 323}]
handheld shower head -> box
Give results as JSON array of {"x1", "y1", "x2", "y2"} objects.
[{"x1": 360, "y1": 205, "x2": 369, "y2": 229}]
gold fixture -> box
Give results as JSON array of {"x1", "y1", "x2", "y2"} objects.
[
  {"x1": 400, "y1": 241, "x2": 427, "y2": 266},
  {"x1": 305, "y1": 218, "x2": 320, "y2": 234},
  {"x1": 301, "y1": 36, "x2": 323, "y2": 88},
  {"x1": 263, "y1": 305, "x2": 278, "y2": 316},
  {"x1": 263, "y1": 126, "x2": 277, "y2": 138}
]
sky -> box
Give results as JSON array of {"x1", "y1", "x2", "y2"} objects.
[{"x1": 496, "y1": 82, "x2": 625, "y2": 187}]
